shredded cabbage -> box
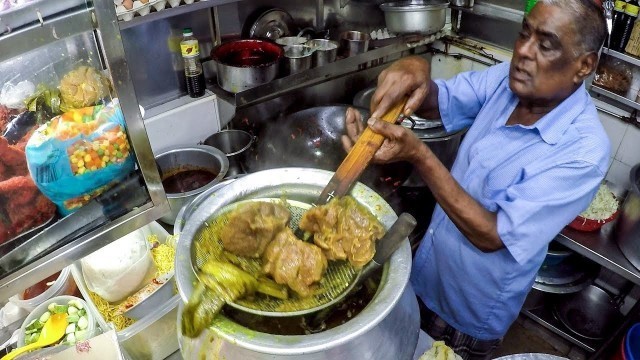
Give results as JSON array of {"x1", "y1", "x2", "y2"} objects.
[{"x1": 580, "y1": 183, "x2": 618, "y2": 221}]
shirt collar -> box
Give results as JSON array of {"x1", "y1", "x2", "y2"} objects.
[{"x1": 505, "y1": 83, "x2": 589, "y2": 145}]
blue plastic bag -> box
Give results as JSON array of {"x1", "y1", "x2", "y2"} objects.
[{"x1": 25, "y1": 101, "x2": 135, "y2": 215}]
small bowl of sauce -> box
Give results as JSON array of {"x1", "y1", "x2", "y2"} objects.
[{"x1": 155, "y1": 145, "x2": 229, "y2": 225}]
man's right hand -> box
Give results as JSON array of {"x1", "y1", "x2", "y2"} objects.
[{"x1": 371, "y1": 56, "x2": 432, "y2": 119}]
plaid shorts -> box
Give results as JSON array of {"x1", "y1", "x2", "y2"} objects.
[{"x1": 418, "y1": 299, "x2": 503, "y2": 360}]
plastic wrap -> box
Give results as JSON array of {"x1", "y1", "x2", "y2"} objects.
[
  {"x1": 25, "y1": 101, "x2": 134, "y2": 215},
  {"x1": 593, "y1": 56, "x2": 632, "y2": 95}
]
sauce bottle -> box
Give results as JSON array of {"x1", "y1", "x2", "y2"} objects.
[
  {"x1": 616, "y1": 0, "x2": 640, "y2": 52},
  {"x1": 609, "y1": 1, "x2": 627, "y2": 50},
  {"x1": 180, "y1": 28, "x2": 206, "y2": 98}
]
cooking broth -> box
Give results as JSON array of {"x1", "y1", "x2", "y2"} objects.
[
  {"x1": 221, "y1": 270, "x2": 381, "y2": 335},
  {"x1": 162, "y1": 168, "x2": 217, "y2": 194}
]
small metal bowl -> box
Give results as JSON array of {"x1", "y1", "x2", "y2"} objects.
[{"x1": 155, "y1": 145, "x2": 229, "y2": 224}]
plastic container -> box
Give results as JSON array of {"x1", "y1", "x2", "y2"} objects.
[
  {"x1": 71, "y1": 222, "x2": 179, "y2": 360},
  {"x1": 625, "y1": 323, "x2": 640, "y2": 360},
  {"x1": 567, "y1": 210, "x2": 619, "y2": 232},
  {"x1": 16, "y1": 295, "x2": 97, "y2": 347},
  {"x1": 9, "y1": 266, "x2": 77, "y2": 312}
]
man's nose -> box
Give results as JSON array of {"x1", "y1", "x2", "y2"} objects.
[{"x1": 516, "y1": 37, "x2": 536, "y2": 60}]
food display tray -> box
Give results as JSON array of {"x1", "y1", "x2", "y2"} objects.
[{"x1": 0, "y1": 215, "x2": 57, "y2": 258}]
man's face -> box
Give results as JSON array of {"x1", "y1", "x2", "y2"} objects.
[{"x1": 509, "y1": 3, "x2": 584, "y2": 102}]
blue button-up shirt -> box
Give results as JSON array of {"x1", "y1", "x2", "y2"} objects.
[{"x1": 410, "y1": 62, "x2": 610, "y2": 340}]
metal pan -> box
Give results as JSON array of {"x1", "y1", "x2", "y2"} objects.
[{"x1": 553, "y1": 283, "x2": 632, "y2": 340}]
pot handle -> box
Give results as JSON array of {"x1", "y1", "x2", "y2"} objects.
[{"x1": 613, "y1": 281, "x2": 635, "y2": 308}]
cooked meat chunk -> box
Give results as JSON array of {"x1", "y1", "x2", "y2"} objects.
[
  {"x1": 220, "y1": 201, "x2": 291, "y2": 258},
  {"x1": 299, "y1": 196, "x2": 385, "y2": 269},
  {"x1": 262, "y1": 228, "x2": 327, "y2": 298}
]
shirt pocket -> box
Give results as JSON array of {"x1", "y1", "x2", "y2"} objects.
[{"x1": 477, "y1": 158, "x2": 522, "y2": 209}]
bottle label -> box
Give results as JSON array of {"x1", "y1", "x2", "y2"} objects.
[
  {"x1": 626, "y1": 4, "x2": 640, "y2": 16},
  {"x1": 181, "y1": 40, "x2": 200, "y2": 57},
  {"x1": 615, "y1": 0, "x2": 626, "y2": 11}
]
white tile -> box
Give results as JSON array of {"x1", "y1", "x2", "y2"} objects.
[
  {"x1": 605, "y1": 160, "x2": 633, "y2": 189},
  {"x1": 616, "y1": 125, "x2": 640, "y2": 166},
  {"x1": 598, "y1": 110, "x2": 628, "y2": 156}
]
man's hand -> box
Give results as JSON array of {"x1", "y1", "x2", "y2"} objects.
[
  {"x1": 341, "y1": 107, "x2": 428, "y2": 164},
  {"x1": 371, "y1": 56, "x2": 434, "y2": 119}
]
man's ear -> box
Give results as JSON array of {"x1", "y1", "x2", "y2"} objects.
[{"x1": 574, "y1": 52, "x2": 599, "y2": 84}]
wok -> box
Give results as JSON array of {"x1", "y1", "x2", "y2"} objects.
[{"x1": 244, "y1": 106, "x2": 412, "y2": 199}]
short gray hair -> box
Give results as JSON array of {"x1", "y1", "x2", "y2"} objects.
[{"x1": 538, "y1": 0, "x2": 607, "y2": 56}]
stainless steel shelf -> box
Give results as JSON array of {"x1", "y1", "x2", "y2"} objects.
[
  {"x1": 602, "y1": 47, "x2": 640, "y2": 68},
  {"x1": 0, "y1": 7, "x2": 94, "y2": 64},
  {"x1": 118, "y1": 0, "x2": 241, "y2": 30},
  {"x1": 522, "y1": 305, "x2": 599, "y2": 353},
  {"x1": 590, "y1": 84, "x2": 640, "y2": 112},
  {"x1": 450, "y1": 2, "x2": 524, "y2": 23},
  {"x1": 555, "y1": 224, "x2": 640, "y2": 286},
  {"x1": 210, "y1": 40, "x2": 431, "y2": 108}
]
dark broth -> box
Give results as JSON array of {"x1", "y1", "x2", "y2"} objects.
[
  {"x1": 221, "y1": 270, "x2": 381, "y2": 336},
  {"x1": 162, "y1": 168, "x2": 217, "y2": 193}
]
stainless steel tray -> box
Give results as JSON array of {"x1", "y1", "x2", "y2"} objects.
[
  {"x1": 0, "y1": 0, "x2": 87, "y2": 35},
  {"x1": 0, "y1": 214, "x2": 57, "y2": 256}
]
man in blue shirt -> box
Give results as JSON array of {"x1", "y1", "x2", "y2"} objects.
[{"x1": 342, "y1": 1, "x2": 610, "y2": 358}]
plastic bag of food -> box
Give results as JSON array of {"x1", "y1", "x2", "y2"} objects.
[
  {"x1": 59, "y1": 66, "x2": 111, "y2": 111},
  {"x1": 0, "y1": 81, "x2": 36, "y2": 109},
  {"x1": 25, "y1": 100, "x2": 134, "y2": 215},
  {"x1": 593, "y1": 56, "x2": 632, "y2": 96}
]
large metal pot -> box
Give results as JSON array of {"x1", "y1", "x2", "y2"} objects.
[
  {"x1": 211, "y1": 39, "x2": 283, "y2": 93},
  {"x1": 615, "y1": 163, "x2": 640, "y2": 270},
  {"x1": 175, "y1": 168, "x2": 419, "y2": 360},
  {"x1": 155, "y1": 145, "x2": 228, "y2": 224},
  {"x1": 380, "y1": 0, "x2": 449, "y2": 35}
]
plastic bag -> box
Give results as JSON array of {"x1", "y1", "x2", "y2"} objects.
[
  {"x1": 593, "y1": 56, "x2": 632, "y2": 96},
  {"x1": 25, "y1": 100, "x2": 134, "y2": 215},
  {"x1": 0, "y1": 81, "x2": 36, "y2": 109}
]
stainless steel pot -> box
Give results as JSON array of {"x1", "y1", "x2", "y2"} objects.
[
  {"x1": 380, "y1": 0, "x2": 449, "y2": 35},
  {"x1": 615, "y1": 164, "x2": 640, "y2": 271},
  {"x1": 307, "y1": 39, "x2": 339, "y2": 67},
  {"x1": 282, "y1": 44, "x2": 314, "y2": 75},
  {"x1": 155, "y1": 145, "x2": 229, "y2": 224},
  {"x1": 202, "y1": 130, "x2": 255, "y2": 177},
  {"x1": 339, "y1": 31, "x2": 371, "y2": 58},
  {"x1": 175, "y1": 168, "x2": 419, "y2": 360},
  {"x1": 211, "y1": 39, "x2": 283, "y2": 93}
]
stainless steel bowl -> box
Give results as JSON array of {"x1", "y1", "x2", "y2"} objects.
[
  {"x1": 202, "y1": 130, "x2": 255, "y2": 177},
  {"x1": 175, "y1": 168, "x2": 418, "y2": 360},
  {"x1": 275, "y1": 36, "x2": 308, "y2": 46},
  {"x1": 380, "y1": 0, "x2": 449, "y2": 35},
  {"x1": 282, "y1": 44, "x2": 315, "y2": 75},
  {"x1": 307, "y1": 39, "x2": 338, "y2": 67},
  {"x1": 339, "y1": 31, "x2": 371, "y2": 58},
  {"x1": 155, "y1": 145, "x2": 229, "y2": 224}
]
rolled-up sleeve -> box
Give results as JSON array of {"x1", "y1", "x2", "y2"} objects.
[
  {"x1": 434, "y1": 62, "x2": 510, "y2": 132},
  {"x1": 496, "y1": 160, "x2": 605, "y2": 265}
]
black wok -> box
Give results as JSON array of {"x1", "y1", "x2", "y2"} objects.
[{"x1": 244, "y1": 105, "x2": 411, "y2": 199}]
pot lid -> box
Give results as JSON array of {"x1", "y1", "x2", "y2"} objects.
[
  {"x1": 380, "y1": 0, "x2": 449, "y2": 11},
  {"x1": 248, "y1": 8, "x2": 296, "y2": 40}
]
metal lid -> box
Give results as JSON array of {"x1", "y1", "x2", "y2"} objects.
[{"x1": 380, "y1": 0, "x2": 449, "y2": 11}]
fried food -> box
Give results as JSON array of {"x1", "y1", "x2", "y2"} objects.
[
  {"x1": 0, "y1": 136, "x2": 26, "y2": 167},
  {"x1": 299, "y1": 196, "x2": 385, "y2": 269},
  {"x1": 262, "y1": 228, "x2": 328, "y2": 298},
  {"x1": 220, "y1": 201, "x2": 291, "y2": 258}
]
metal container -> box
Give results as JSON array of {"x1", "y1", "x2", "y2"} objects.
[
  {"x1": 275, "y1": 36, "x2": 308, "y2": 46},
  {"x1": 339, "y1": 31, "x2": 371, "y2": 58},
  {"x1": 155, "y1": 145, "x2": 228, "y2": 225},
  {"x1": 202, "y1": 130, "x2": 255, "y2": 178},
  {"x1": 282, "y1": 44, "x2": 314, "y2": 75},
  {"x1": 616, "y1": 164, "x2": 640, "y2": 271},
  {"x1": 211, "y1": 40, "x2": 283, "y2": 93},
  {"x1": 175, "y1": 168, "x2": 419, "y2": 360},
  {"x1": 449, "y1": 0, "x2": 474, "y2": 7},
  {"x1": 380, "y1": 1, "x2": 449, "y2": 35},
  {"x1": 307, "y1": 39, "x2": 339, "y2": 67}
]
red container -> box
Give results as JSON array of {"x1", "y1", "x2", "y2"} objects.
[{"x1": 567, "y1": 210, "x2": 619, "y2": 232}]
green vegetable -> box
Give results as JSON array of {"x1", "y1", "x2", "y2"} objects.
[
  {"x1": 51, "y1": 305, "x2": 68, "y2": 314},
  {"x1": 75, "y1": 330, "x2": 89, "y2": 342},
  {"x1": 24, "y1": 84, "x2": 62, "y2": 125},
  {"x1": 47, "y1": 303, "x2": 58, "y2": 312},
  {"x1": 65, "y1": 333, "x2": 76, "y2": 344},
  {"x1": 78, "y1": 309, "x2": 86, "y2": 317},
  {"x1": 25, "y1": 319, "x2": 43, "y2": 332},
  {"x1": 77, "y1": 316, "x2": 88, "y2": 330},
  {"x1": 67, "y1": 306, "x2": 78, "y2": 315},
  {"x1": 66, "y1": 314, "x2": 80, "y2": 323},
  {"x1": 39, "y1": 311, "x2": 50, "y2": 323},
  {"x1": 65, "y1": 323, "x2": 76, "y2": 334}
]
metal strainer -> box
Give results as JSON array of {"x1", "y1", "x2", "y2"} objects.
[{"x1": 192, "y1": 198, "x2": 360, "y2": 317}]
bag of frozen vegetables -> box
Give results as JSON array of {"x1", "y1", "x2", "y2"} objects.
[{"x1": 25, "y1": 100, "x2": 134, "y2": 215}]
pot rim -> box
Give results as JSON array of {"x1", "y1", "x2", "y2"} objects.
[
  {"x1": 203, "y1": 129, "x2": 255, "y2": 157},
  {"x1": 155, "y1": 144, "x2": 229, "y2": 199},
  {"x1": 211, "y1": 39, "x2": 284, "y2": 68},
  {"x1": 380, "y1": 0, "x2": 449, "y2": 11},
  {"x1": 175, "y1": 168, "x2": 412, "y2": 354}
]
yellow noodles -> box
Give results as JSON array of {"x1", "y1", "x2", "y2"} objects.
[
  {"x1": 149, "y1": 234, "x2": 176, "y2": 277},
  {"x1": 88, "y1": 290, "x2": 135, "y2": 331}
]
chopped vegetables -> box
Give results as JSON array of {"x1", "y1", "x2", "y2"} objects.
[
  {"x1": 580, "y1": 183, "x2": 619, "y2": 221},
  {"x1": 67, "y1": 127, "x2": 130, "y2": 175},
  {"x1": 25, "y1": 299, "x2": 90, "y2": 346}
]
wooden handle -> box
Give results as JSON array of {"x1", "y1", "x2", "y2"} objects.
[{"x1": 317, "y1": 98, "x2": 408, "y2": 204}]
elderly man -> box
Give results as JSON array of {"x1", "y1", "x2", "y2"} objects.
[{"x1": 342, "y1": 1, "x2": 609, "y2": 358}]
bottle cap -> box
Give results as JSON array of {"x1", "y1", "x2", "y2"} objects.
[{"x1": 183, "y1": 28, "x2": 193, "y2": 36}]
